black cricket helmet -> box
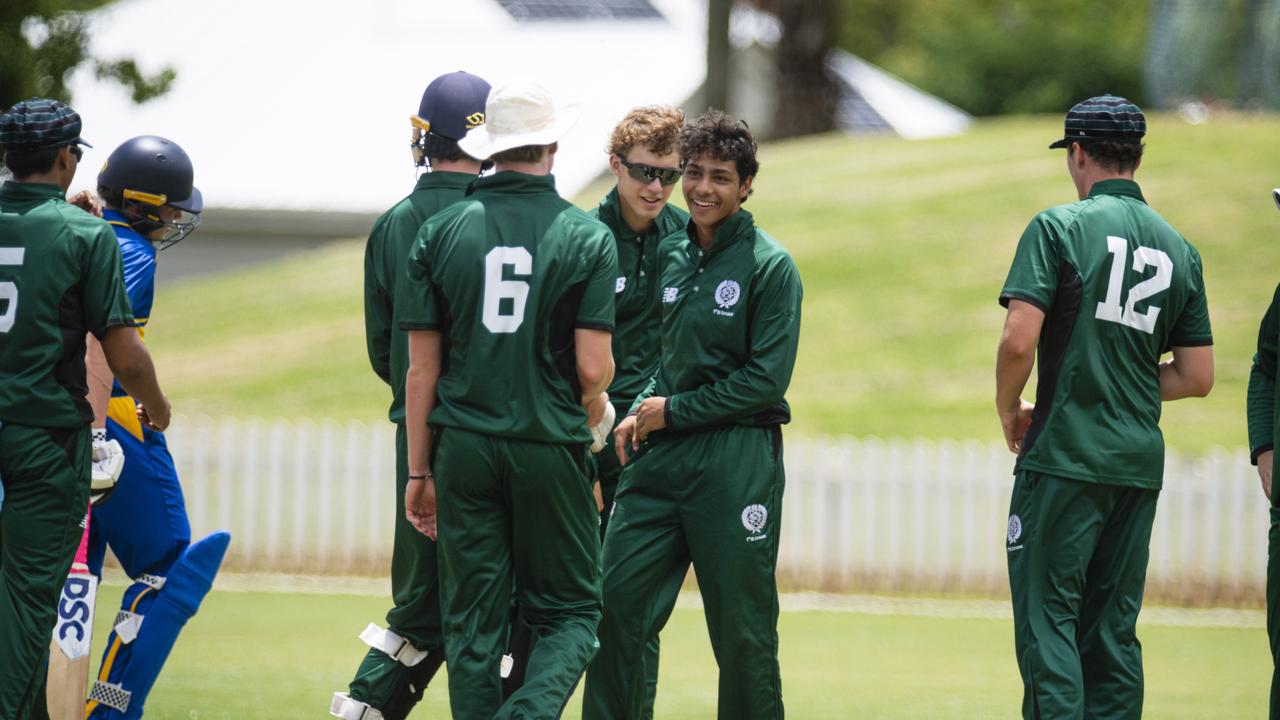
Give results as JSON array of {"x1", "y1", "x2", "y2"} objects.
[
  {"x1": 98, "y1": 135, "x2": 202, "y2": 250},
  {"x1": 410, "y1": 71, "x2": 490, "y2": 167}
]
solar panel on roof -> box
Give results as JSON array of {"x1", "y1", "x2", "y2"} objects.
[{"x1": 495, "y1": 0, "x2": 664, "y2": 21}]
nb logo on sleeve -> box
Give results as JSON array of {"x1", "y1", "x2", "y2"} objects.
[{"x1": 662, "y1": 287, "x2": 678, "y2": 303}]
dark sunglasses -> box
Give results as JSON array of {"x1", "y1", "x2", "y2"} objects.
[
  {"x1": 69, "y1": 145, "x2": 83, "y2": 161},
  {"x1": 617, "y1": 155, "x2": 681, "y2": 186}
]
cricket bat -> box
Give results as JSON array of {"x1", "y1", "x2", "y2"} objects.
[{"x1": 46, "y1": 504, "x2": 97, "y2": 720}]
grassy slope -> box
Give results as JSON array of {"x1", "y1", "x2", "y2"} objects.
[
  {"x1": 147, "y1": 114, "x2": 1280, "y2": 451},
  {"x1": 93, "y1": 585, "x2": 1267, "y2": 718}
]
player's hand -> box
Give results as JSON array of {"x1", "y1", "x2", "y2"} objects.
[
  {"x1": 634, "y1": 396, "x2": 667, "y2": 441},
  {"x1": 614, "y1": 414, "x2": 639, "y2": 466},
  {"x1": 999, "y1": 398, "x2": 1035, "y2": 454},
  {"x1": 406, "y1": 475, "x2": 438, "y2": 540},
  {"x1": 593, "y1": 480, "x2": 604, "y2": 513},
  {"x1": 90, "y1": 429, "x2": 125, "y2": 505},
  {"x1": 137, "y1": 399, "x2": 171, "y2": 432},
  {"x1": 67, "y1": 190, "x2": 103, "y2": 218},
  {"x1": 1259, "y1": 450, "x2": 1274, "y2": 501}
]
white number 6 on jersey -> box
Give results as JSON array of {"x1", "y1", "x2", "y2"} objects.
[{"x1": 482, "y1": 246, "x2": 532, "y2": 334}]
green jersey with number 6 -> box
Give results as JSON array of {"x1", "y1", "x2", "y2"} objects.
[
  {"x1": 0, "y1": 181, "x2": 134, "y2": 429},
  {"x1": 399, "y1": 171, "x2": 618, "y2": 445},
  {"x1": 999, "y1": 179, "x2": 1212, "y2": 489}
]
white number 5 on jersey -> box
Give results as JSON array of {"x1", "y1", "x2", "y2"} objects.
[
  {"x1": 1094, "y1": 235, "x2": 1172, "y2": 335},
  {"x1": 482, "y1": 246, "x2": 532, "y2": 334}
]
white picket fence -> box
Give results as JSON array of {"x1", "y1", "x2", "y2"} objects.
[{"x1": 159, "y1": 416, "x2": 1270, "y2": 603}]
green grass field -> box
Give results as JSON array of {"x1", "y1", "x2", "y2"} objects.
[
  {"x1": 147, "y1": 113, "x2": 1280, "y2": 453},
  {"x1": 90, "y1": 583, "x2": 1268, "y2": 719}
]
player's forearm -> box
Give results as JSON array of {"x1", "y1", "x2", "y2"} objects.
[
  {"x1": 100, "y1": 326, "x2": 167, "y2": 416},
  {"x1": 404, "y1": 366, "x2": 437, "y2": 476},
  {"x1": 575, "y1": 328, "x2": 614, "y2": 403},
  {"x1": 1158, "y1": 345, "x2": 1214, "y2": 401},
  {"x1": 405, "y1": 331, "x2": 442, "y2": 476},
  {"x1": 995, "y1": 338, "x2": 1034, "y2": 417},
  {"x1": 84, "y1": 333, "x2": 113, "y2": 429}
]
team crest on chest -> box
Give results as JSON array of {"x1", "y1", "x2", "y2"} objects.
[
  {"x1": 715, "y1": 280, "x2": 741, "y2": 309},
  {"x1": 713, "y1": 280, "x2": 741, "y2": 317}
]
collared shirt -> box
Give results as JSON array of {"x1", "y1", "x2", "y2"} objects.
[
  {"x1": 589, "y1": 187, "x2": 688, "y2": 412},
  {"x1": 1000, "y1": 178, "x2": 1213, "y2": 488},
  {"x1": 365, "y1": 171, "x2": 475, "y2": 423},
  {"x1": 641, "y1": 208, "x2": 803, "y2": 430},
  {"x1": 0, "y1": 181, "x2": 133, "y2": 428},
  {"x1": 399, "y1": 171, "x2": 618, "y2": 444}
]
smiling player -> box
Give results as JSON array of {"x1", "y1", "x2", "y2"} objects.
[{"x1": 584, "y1": 109, "x2": 802, "y2": 720}]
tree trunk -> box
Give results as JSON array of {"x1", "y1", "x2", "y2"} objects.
[{"x1": 767, "y1": 0, "x2": 838, "y2": 138}]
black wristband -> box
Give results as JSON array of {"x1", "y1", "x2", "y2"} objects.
[{"x1": 408, "y1": 473, "x2": 430, "y2": 481}]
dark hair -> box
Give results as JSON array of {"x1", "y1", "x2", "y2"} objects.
[
  {"x1": 423, "y1": 133, "x2": 475, "y2": 164},
  {"x1": 1071, "y1": 140, "x2": 1144, "y2": 174},
  {"x1": 491, "y1": 144, "x2": 547, "y2": 165},
  {"x1": 97, "y1": 185, "x2": 124, "y2": 210},
  {"x1": 2, "y1": 145, "x2": 62, "y2": 178},
  {"x1": 679, "y1": 109, "x2": 759, "y2": 187}
]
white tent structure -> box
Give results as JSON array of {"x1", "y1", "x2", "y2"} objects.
[{"x1": 66, "y1": 0, "x2": 707, "y2": 213}]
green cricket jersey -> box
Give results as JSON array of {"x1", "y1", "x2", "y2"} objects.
[
  {"x1": 1247, "y1": 282, "x2": 1278, "y2": 473},
  {"x1": 364, "y1": 171, "x2": 475, "y2": 423},
  {"x1": 588, "y1": 188, "x2": 688, "y2": 412},
  {"x1": 1000, "y1": 179, "x2": 1213, "y2": 488},
  {"x1": 638, "y1": 208, "x2": 802, "y2": 430},
  {"x1": 398, "y1": 172, "x2": 618, "y2": 444},
  {"x1": 0, "y1": 181, "x2": 134, "y2": 428}
]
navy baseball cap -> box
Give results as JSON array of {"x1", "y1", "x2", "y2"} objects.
[
  {"x1": 0, "y1": 98, "x2": 92, "y2": 152},
  {"x1": 417, "y1": 71, "x2": 491, "y2": 141},
  {"x1": 1049, "y1": 95, "x2": 1146, "y2": 149}
]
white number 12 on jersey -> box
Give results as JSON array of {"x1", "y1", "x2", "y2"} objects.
[
  {"x1": 1094, "y1": 235, "x2": 1172, "y2": 335},
  {"x1": 482, "y1": 246, "x2": 532, "y2": 334}
]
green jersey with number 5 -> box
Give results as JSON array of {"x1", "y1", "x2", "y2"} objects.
[
  {"x1": 398, "y1": 171, "x2": 618, "y2": 444},
  {"x1": 0, "y1": 181, "x2": 134, "y2": 429},
  {"x1": 1000, "y1": 179, "x2": 1212, "y2": 488}
]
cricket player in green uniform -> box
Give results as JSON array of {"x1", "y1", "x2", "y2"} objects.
[
  {"x1": 589, "y1": 105, "x2": 688, "y2": 533},
  {"x1": 398, "y1": 80, "x2": 618, "y2": 720},
  {"x1": 583, "y1": 110, "x2": 803, "y2": 720},
  {"x1": 331, "y1": 71, "x2": 490, "y2": 720},
  {"x1": 997, "y1": 96, "x2": 1214, "y2": 720},
  {"x1": 1248, "y1": 188, "x2": 1280, "y2": 720},
  {"x1": 587, "y1": 104, "x2": 688, "y2": 720},
  {"x1": 0, "y1": 98, "x2": 170, "y2": 718}
]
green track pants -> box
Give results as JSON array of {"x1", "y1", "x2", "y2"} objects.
[
  {"x1": 1006, "y1": 470, "x2": 1158, "y2": 720},
  {"x1": 0, "y1": 423, "x2": 90, "y2": 719},
  {"x1": 1267, "y1": 501, "x2": 1280, "y2": 720},
  {"x1": 345, "y1": 423, "x2": 445, "y2": 718},
  {"x1": 592, "y1": 412, "x2": 659, "y2": 720},
  {"x1": 583, "y1": 424, "x2": 785, "y2": 720},
  {"x1": 435, "y1": 428, "x2": 601, "y2": 720}
]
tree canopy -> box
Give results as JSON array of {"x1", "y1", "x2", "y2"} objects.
[{"x1": 1, "y1": 0, "x2": 175, "y2": 110}]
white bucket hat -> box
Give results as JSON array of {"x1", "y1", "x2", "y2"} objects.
[{"x1": 457, "y1": 80, "x2": 581, "y2": 160}]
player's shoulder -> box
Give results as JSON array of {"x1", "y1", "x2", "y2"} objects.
[
  {"x1": 751, "y1": 226, "x2": 799, "y2": 279},
  {"x1": 1032, "y1": 198, "x2": 1092, "y2": 234},
  {"x1": 554, "y1": 203, "x2": 612, "y2": 238}
]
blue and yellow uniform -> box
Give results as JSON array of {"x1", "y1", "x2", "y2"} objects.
[{"x1": 84, "y1": 209, "x2": 229, "y2": 720}]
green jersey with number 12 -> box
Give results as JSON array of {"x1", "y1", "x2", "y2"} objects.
[
  {"x1": 1000, "y1": 179, "x2": 1212, "y2": 489},
  {"x1": 399, "y1": 172, "x2": 618, "y2": 445}
]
